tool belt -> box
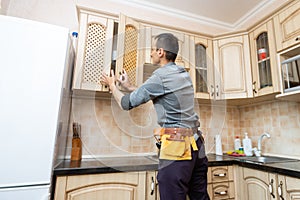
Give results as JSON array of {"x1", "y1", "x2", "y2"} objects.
[{"x1": 154, "y1": 128, "x2": 198, "y2": 161}]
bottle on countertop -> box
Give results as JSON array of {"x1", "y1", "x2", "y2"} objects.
[
  {"x1": 242, "y1": 132, "x2": 253, "y2": 156},
  {"x1": 71, "y1": 122, "x2": 82, "y2": 161},
  {"x1": 234, "y1": 136, "x2": 241, "y2": 151}
]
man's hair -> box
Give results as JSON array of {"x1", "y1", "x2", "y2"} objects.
[{"x1": 155, "y1": 33, "x2": 179, "y2": 62}]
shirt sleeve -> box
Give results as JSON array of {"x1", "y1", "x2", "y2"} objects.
[{"x1": 120, "y1": 73, "x2": 164, "y2": 110}]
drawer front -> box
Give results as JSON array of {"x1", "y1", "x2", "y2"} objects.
[{"x1": 212, "y1": 181, "x2": 235, "y2": 199}]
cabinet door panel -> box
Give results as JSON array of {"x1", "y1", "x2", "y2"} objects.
[
  {"x1": 73, "y1": 10, "x2": 114, "y2": 91},
  {"x1": 213, "y1": 35, "x2": 253, "y2": 100},
  {"x1": 274, "y1": 0, "x2": 300, "y2": 51},
  {"x1": 250, "y1": 20, "x2": 280, "y2": 97}
]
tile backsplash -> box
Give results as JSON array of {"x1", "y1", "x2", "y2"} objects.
[{"x1": 66, "y1": 97, "x2": 300, "y2": 159}]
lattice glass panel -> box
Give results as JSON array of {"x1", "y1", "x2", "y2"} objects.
[
  {"x1": 123, "y1": 25, "x2": 137, "y2": 85},
  {"x1": 83, "y1": 23, "x2": 106, "y2": 85}
]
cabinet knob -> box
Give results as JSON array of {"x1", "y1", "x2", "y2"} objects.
[{"x1": 296, "y1": 36, "x2": 300, "y2": 41}]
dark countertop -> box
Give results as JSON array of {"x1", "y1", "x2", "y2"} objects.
[{"x1": 53, "y1": 154, "x2": 300, "y2": 178}]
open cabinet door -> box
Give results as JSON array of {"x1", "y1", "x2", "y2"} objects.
[
  {"x1": 74, "y1": 9, "x2": 115, "y2": 92},
  {"x1": 116, "y1": 14, "x2": 145, "y2": 87}
]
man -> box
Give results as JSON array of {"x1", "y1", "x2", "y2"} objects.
[{"x1": 101, "y1": 33, "x2": 209, "y2": 200}]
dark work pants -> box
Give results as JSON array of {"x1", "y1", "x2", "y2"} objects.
[{"x1": 157, "y1": 137, "x2": 210, "y2": 200}]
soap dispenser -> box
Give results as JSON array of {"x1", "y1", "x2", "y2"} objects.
[{"x1": 242, "y1": 132, "x2": 253, "y2": 156}]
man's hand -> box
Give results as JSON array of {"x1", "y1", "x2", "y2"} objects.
[
  {"x1": 100, "y1": 70, "x2": 116, "y2": 92},
  {"x1": 117, "y1": 70, "x2": 136, "y2": 92}
]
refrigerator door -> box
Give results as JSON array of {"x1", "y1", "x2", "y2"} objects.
[
  {"x1": 0, "y1": 185, "x2": 49, "y2": 200},
  {"x1": 0, "y1": 16, "x2": 70, "y2": 187}
]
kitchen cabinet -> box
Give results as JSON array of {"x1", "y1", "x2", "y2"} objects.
[
  {"x1": 116, "y1": 14, "x2": 145, "y2": 87},
  {"x1": 213, "y1": 34, "x2": 253, "y2": 100},
  {"x1": 189, "y1": 35, "x2": 214, "y2": 99},
  {"x1": 249, "y1": 19, "x2": 280, "y2": 97},
  {"x1": 73, "y1": 9, "x2": 144, "y2": 92},
  {"x1": 54, "y1": 171, "x2": 157, "y2": 200},
  {"x1": 73, "y1": 7, "x2": 117, "y2": 92},
  {"x1": 143, "y1": 26, "x2": 190, "y2": 70},
  {"x1": 207, "y1": 166, "x2": 235, "y2": 199},
  {"x1": 273, "y1": 0, "x2": 300, "y2": 52},
  {"x1": 242, "y1": 167, "x2": 300, "y2": 200}
]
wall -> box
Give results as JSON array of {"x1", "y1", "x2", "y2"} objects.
[{"x1": 68, "y1": 97, "x2": 300, "y2": 159}]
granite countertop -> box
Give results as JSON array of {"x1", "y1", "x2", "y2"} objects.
[{"x1": 53, "y1": 154, "x2": 300, "y2": 178}]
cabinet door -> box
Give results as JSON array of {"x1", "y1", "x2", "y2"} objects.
[
  {"x1": 278, "y1": 174, "x2": 300, "y2": 200},
  {"x1": 144, "y1": 27, "x2": 189, "y2": 69},
  {"x1": 73, "y1": 9, "x2": 115, "y2": 91},
  {"x1": 273, "y1": 0, "x2": 300, "y2": 51},
  {"x1": 116, "y1": 14, "x2": 145, "y2": 87},
  {"x1": 54, "y1": 172, "x2": 146, "y2": 200},
  {"x1": 243, "y1": 168, "x2": 273, "y2": 200},
  {"x1": 213, "y1": 35, "x2": 253, "y2": 100},
  {"x1": 249, "y1": 19, "x2": 280, "y2": 97},
  {"x1": 189, "y1": 35, "x2": 214, "y2": 99}
]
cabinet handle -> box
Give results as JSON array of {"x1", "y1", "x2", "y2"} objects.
[
  {"x1": 216, "y1": 85, "x2": 219, "y2": 97},
  {"x1": 214, "y1": 190, "x2": 227, "y2": 195},
  {"x1": 213, "y1": 173, "x2": 226, "y2": 177},
  {"x1": 211, "y1": 85, "x2": 214, "y2": 97},
  {"x1": 269, "y1": 179, "x2": 276, "y2": 198},
  {"x1": 253, "y1": 81, "x2": 257, "y2": 94},
  {"x1": 277, "y1": 181, "x2": 285, "y2": 200},
  {"x1": 150, "y1": 176, "x2": 155, "y2": 195}
]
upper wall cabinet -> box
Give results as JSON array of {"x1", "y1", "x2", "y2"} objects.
[
  {"x1": 116, "y1": 14, "x2": 144, "y2": 87},
  {"x1": 189, "y1": 36, "x2": 214, "y2": 99},
  {"x1": 273, "y1": 0, "x2": 300, "y2": 52},
  {"x1": 249, "y1": 19, "x2": 280, "y2": 97},
  {"x1": 73, "y1": 8, "x2": 117, "y2": 92},
  {"x1": 143, "y1": 27, "x2": 190, "y2": 69},
  {"x1": 213, "y1": 34, "x2": 253, "y2": 100}
]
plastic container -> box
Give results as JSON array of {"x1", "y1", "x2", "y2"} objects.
[
  {"x1": 215, "y1": 134, "x2": 223, "y2": 155},
  {"x1": 71, "y1": 32, "x2": 78, "y2": 53},
  {"x1": 242, "y1": 132, "x2": 253, "y2": 156},
  {"x1": 234, "y1": 136, "x2": 241, "y2": 151}
]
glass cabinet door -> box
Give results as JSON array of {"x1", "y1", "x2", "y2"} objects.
[
  {"x1": 256, "y1": 32, "x2": 272, "y2": 88},
  {"x1": 195, "y1": 43, "x2": 208, "y2": 93}
]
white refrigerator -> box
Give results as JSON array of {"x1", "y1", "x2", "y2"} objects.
[{"x1": 0, "y1": 15, "x2": 74, "y2": 199}]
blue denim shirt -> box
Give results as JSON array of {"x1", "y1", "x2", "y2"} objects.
[{"x1": 121, "y1": 62, "x2": 199, "y2": 128}]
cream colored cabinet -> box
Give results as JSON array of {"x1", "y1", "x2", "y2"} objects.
[
  {"x1": 273, "y1": 0, "x2": 300, "y2": 52},
  {"x1": 73, "y1": 8, "x2": 116, "y2": 92},
  {"x1": 143, "y1": 26, "x2": 190, "y2": 69},
  {"x1": 249, "y1": 19, "x2": 280, "y2": 97},
  {"x1": 116, "y1": 14, "x2": 144, "y2": 87},
  {"x1": 73, "y1": 9, "x2": 144, "y2": 91},
  {"x1": 277, "y1": 174, "x2": 300, "y2": 200},
  {"x1": 208, "y1": 166, "x2": 235, "y2": 199},
  {"x1": 54, "y1": 171, "x2": 157, "y2": 200},
  {"x1": 243, "y1": 168, "x2": 274, "y2": 200},
  {"x1": 213, "y1": 34, "x2": 253, "y2": 100},
  {"x1": 189, "y1": 35, "x2": 214, "y2": 99},
  {"x1": 242, "y1": 168, "x2": 300, "y2": 200}
]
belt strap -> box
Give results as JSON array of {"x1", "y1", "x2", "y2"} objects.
[{"x1": 154, "y1": 127, "x2": 194, "y2": 137}]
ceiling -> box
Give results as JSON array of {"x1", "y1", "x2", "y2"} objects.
[{"x1": 118, "y1": 0, "x2": 291, "y2": 34}]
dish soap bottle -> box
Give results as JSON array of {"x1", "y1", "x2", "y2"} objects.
[
  {"x1": 242, "y1": 132, "x2": 253, "y2": 156},
  {"x1": 234, "y1": 136, "x2": 241, "y2": 151}
]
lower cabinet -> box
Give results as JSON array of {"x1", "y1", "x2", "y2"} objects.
[
  {"x1": 242, "y1": 167, "x2": 300, "y2": 200},
  {"x1": 208, "y1": 166, "x2": 235, "y2": 199},
  {"x1": 54, "y1": 171, "x2": 157, "y2": 200}
]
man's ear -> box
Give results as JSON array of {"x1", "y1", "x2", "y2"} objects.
[{"x1": 157, "y1": 48, "x2": 164, "y2": 58}]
